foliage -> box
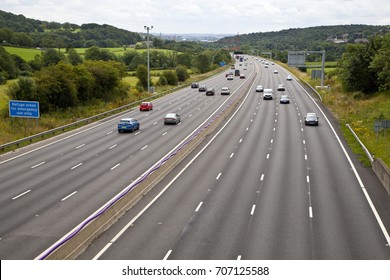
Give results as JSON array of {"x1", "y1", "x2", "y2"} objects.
[
  {"x1": 162, "y1": 70, "x2": 179, "y2": 86},
  {"x1": 175, "y1": 65, "x2": 190, "y2": 82},
  {"x1": 0, "y1": 46, "x2": 18, "y2": 82},
  {"x1": 135, "y1": 64, "x2": 150, "y2": 90},
  {"x1": 338, "y1": 33, "x2": 390, "y2": 94},
  {"x1": 215, "y1": 24, "x2": 389, "y2": 60}
]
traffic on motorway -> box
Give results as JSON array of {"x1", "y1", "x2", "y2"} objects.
[{"x1": 1, "y1": 55, "x2": 389, "y2": 260}]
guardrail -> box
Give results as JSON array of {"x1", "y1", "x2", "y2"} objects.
[
  {"x1": 0, "y1": 84, "x2": 190, "y2": 152},
  {"x1": 0, "y1": 67, "x2": 230, "y2": 153}
]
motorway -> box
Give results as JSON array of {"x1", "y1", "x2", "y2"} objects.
[
  {"x1": 78, "y1": 58, "x2": 390, "y2": 260},
  {"x1": 1, "y1": 57, "x2": 390, "y2": 259}
]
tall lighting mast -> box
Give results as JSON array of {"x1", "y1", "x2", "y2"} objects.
[{"x1": 144, "y1": 25, "x2": 153, "y2": 92}]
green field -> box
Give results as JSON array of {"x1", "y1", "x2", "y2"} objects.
[
  {"x1": 4, "y1": 46, "x2": 179, "y2": 61},
  {"x1": 3, "y1": 46, "x2": 43, "y2": 61}
]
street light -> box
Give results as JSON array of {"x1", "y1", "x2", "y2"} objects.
[{"x1": 144, "y1": 25, "x2": 153, "y2": 92}]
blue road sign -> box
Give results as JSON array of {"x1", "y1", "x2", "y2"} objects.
[{"x1": 9, "y1": 100, "x2": 40, "y2": 118}]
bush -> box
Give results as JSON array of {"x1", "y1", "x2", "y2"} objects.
[{"x1": 163, "y1": 70, "x2": 178, "y2": 85}]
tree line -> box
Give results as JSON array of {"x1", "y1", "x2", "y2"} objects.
[
  {"x1": 337, "y1": 33, "x2": 390, "y2": 94},
  {"x1": 0, "y1": 45, "x2": 232, "y2": 113}
]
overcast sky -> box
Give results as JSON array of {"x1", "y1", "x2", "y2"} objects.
[{"x1": 2, "y1": 0, "x2": 390, "y2": 34}]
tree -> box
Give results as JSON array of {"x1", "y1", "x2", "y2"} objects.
[
  {"x1": 370, "y1": 33, "x2": 390, "y2": 91},
  {"x1": 67, "y1": 48, "x2": 83, "y2": 65},
  {"x1": 0, "y1": 47, "x2": 18, "y2": 82},
  {"x1": 136, "y1": 64, "x2": 149, "y2": 90},
  {"x1": 194, "y1": 53, "x2": 210, "y2": 73},
  {"x1": 163, "y1": 70, "x2": 178, "y2": 85},
  {"x1": 42, "y1": 48, "x2": 67, "y2": 66},
  {"x1": 176, "y1": 65, "x2": 189, "y2": 82}
]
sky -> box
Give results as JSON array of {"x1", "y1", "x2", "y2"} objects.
[{"x1": 1, "y1": 0, "x2": 390, "y2": 35}]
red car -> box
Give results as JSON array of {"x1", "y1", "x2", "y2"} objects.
[{"x1": 140, "y1": 102, "x2": 153, "y2": 111}]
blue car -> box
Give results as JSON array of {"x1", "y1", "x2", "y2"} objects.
[{"x1": 118, "y1": 118, "x2": 140, "y2": 133}]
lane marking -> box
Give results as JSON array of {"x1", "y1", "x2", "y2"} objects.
[
  {"x1": 12, "y1": 189, "x2": 31, "y2": 200},
  {"x1": 250, "y1": 204, "x2": 256, "y2": 215},
  {"x1": 141, "y1": 145, "x2": 148, "y2": 151},
  {"x1": 134, "y1": 131, "x2": 141, "y2": 136},
  {"x1": 163, "y1": 250, "x2": 172, "y2": 260},
  {"x1": 61, "y1": 191, "x2": 77, "y2": 202},
  {"x1": 31, "y1": 161, "x2": 45, "y2": 169},
  {"x1": 153, "y1": 122, "x2": 158, "y2": 125},
  {"x1": 75, "y1": 144, "x2": 85, "y2": 149},
  {"x1": 108, "y1": 144, "x2": 117, "y2": 150},
  {"x1": 230, "y1": 153, "x2": 234, "y2": 158},
  {"x1": 106, "y1": 131, "x2": 114, "y2": 135},
  {"x1": 266, "y1": 154, "x2": 270, "y2": 159},
  {"x1": 195, "y1": 202, "x2": 203, "y2": 212},
  {"x1": 216, "y1": 173, "x2": 222, "y2": 180},
  {"x1": 307, "y1": 175, "x2": 310, "y2": 183},
  {"x1": 309, "y1": 206, "x2": 313, "y2": 218},
  {"x1": 162, "y1": 132, "x2": 168, "y2": 136},
  {"x1": 110, "y1": 163, "x2": 120, "y2": 170},
  {"x1": 71, "y1": 162, "x2": 83, "y2": 170},
  {"x1": 237, "y1": 255, "x2": 242, "y2": 260},
  {"x1": 260, "y1": 174, "x2": 264, "y2": 181}
]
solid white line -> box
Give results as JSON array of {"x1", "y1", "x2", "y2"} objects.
[
  {"x1": 75, "y1": 144, "x2": 85, "y2": 149},
  {"x1": 31, "y1": 161, "x2": 45, "y2": 169},
  {"x1": 12, "y1": 189, "x2": 31, "y2": 200},
  {"x1": 61, "y1": 191, "x2": 77, "y2": 201},
  {"x1": 110, "y1": 163, "x2": 120, "y2": 170},
  {"x1": 250, "y1": 204, "x2": 256, "y2": 215},
  {"x1": 163, "y1": 250, "x2": 172, "y2": 260},
  {"x1": 92, "y1": 243, "x2": 113, "y2": 260},
  {"x1": 108, "y1": 144, "x2": 117, "y2": 150},
  {"x1": 216, "y1": 173, "x2": 222, "y2": 180},
  {"x1": 195, "y1": 202, "x2": 203, "y2": 212},
  {"x1": 71, "y1": 162, "x2": 83, "y2": 170},
  {"x1": 309, "y1": 206, "x2": 313, "y2": 218}
]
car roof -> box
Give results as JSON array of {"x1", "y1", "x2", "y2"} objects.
[{"x1": 120, "y1": 118, "x2": 136, "y2": 121}]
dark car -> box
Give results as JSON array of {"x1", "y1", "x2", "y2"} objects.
[
  {"x1": 304, "y1": 113, "x2": 319, "y2": 126},
  {"x1": 206, "y1": 88, "x2": 215, "y2": 96},
  {"x1": 164, "y1": 113, "x2": 181, "y2": 125},
  {"x1": 191, "y1": 82, "x2": 199, "y2": 88},
  {"x1": 139, "y1": 102, "x2": 153, "y2": 111},
  {"x1": 118, "y1": 118, "x2": 140, "y2": 133},
  {"x1": 198, "y1": 85, "x2": 207, "y2": 92},
  {"x1": 280, "y1": 95, "x2": 290, "y2": 104}
]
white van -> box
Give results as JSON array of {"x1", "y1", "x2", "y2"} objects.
[{"x1": 263, "y1": 88, "x2": 273, "y2": 100}]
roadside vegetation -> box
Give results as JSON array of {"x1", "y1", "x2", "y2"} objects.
[{"x1": 284, "y1": 32, "x2": 390, "y2": 166}]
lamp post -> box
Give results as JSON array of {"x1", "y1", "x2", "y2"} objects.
[{"x1": 144, "y1": 25, "x2": 153, "y2": 92}]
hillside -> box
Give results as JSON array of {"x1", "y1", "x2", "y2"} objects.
[
  {"x1": 0, "y1": 10, "x2": 142, "y2": 48},
  {"x1": 216, "y1": 25, "x2": 390, "y2": 61}
]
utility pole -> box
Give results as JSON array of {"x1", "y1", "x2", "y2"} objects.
[{"x1": 144, "y1": 25, "x2": 153, "y2": 92}]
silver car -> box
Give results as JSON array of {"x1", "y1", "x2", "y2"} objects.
[{"x1": 164, "y1": 113, "x2": 181, "y2": 125}]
